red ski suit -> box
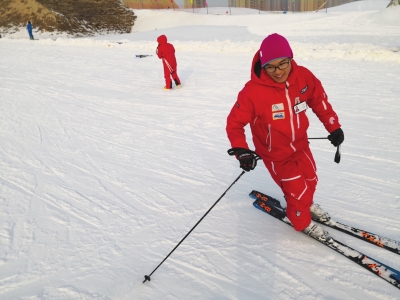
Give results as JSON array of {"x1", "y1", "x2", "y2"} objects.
[
  {"x1": 226, "y1": 51, "x2": 341, "y2": 231},
  {"x1": 156, "y1": 35, "x2": 181, "y2": 89}
]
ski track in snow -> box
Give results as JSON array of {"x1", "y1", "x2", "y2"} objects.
[{"x1": 1, "y1": 4, "x2": 400, "y2": 300}]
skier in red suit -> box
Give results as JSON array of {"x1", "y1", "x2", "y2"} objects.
[
  {"x1": 226, "y1": 33, "x2": 344, "y2": 241},
  {"x1": 156, "y1": 35, "x2": 181, "y2": 89}
]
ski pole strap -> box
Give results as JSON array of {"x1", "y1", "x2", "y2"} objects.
[
  {"x1": 334, "y1": 145, "x2": 341, "y2": 164},
  {"x1": 308, "y1": 138, "x2": 341, "y2": 163}
]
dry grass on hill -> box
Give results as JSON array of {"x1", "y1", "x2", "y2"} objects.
[{"x1": 0, "y1": 0, "x2": 136, "y2": 36}]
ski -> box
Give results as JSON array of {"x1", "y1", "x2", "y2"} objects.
[
  {"x1": 250, "y1": 190, "x2": 400, "y2": 255},
  {"x1": 136, "y1": 55, "x2": 152, "y2": 58},
  {"x1": 249, "y1": 191, "x2": 400, "y2": 290},
  {"x1": 315, "y1": 219, "x2": 400, "y2": 255}
]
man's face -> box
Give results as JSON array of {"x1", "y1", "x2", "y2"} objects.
[{"x1": 263, "y1": 58, "x2": 291, "y2": 83}]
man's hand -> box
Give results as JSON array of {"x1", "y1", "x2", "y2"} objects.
[
  {"x1": 328, "y1": 128, "x2": 344, "y2": 147},
  {"x1": 228, "y1": 148, "x2": 257, "y2": 172}
]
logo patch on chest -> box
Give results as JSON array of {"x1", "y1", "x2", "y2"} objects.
[
  {"x1": 272, "y1": 103, "x2": 284, "y2": 112},
  {"x1": 273, "y1": 112, "x2": 285, "y2": 120},
  {"x1": 300, "y1": 86, "x2": 308, "y2": 94}
]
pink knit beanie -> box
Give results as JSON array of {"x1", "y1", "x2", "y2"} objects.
[{"x1": 259, "y1": 33, "x2": 293, "y2": 67}]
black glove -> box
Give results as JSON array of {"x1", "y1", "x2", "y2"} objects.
[
  {"x1": 228, "y1": 148, "x2": 257, "y2": 172},
  {"x1": 328, "y1": 128, "x2": 344, "y2": 147}
]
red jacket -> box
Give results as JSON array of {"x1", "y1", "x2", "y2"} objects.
[
  {"x1": 226, "y1": 51, "x2": 341, "y2": 162},
  {"x1": 156, "y1": 35, "x2": 177, "y2": 67}
]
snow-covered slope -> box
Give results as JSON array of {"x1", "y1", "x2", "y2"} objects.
[{"x1": 1, "y1": 2, "x2": 399, "y2": 299}]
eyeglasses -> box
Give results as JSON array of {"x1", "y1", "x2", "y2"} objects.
[{"x1": 264, "y1": 60, "x2": 290, "y2": 73}]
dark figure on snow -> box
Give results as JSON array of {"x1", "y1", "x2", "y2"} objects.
[
  {"x1": 156, "y1": 35, "x2": 181, "y2": 90},
  {"x1": 226, "y1": 33, "x2": 344, "y2": 242},
  {"x1": 27, "y1": 21, "x2": 34, "y2": 40}
]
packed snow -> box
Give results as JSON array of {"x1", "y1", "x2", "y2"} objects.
[{"x1": 1, "y1": 1, "x2": 400, "y2": 299}]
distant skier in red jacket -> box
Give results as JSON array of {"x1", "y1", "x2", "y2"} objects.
[
  {"x1": 226, "y1": 33, "x2": 344, "y2": 241},
  {"x1": 156, "y1": 35, "x2": 181, "y2": 90}
]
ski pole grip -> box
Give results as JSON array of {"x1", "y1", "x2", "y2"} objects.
[
  {"x1": 227, "y1": 148, "x2": 261, "y2": 158},
  {"x1": 227, "y1": 148, "x2": 238, "y2": 156}
]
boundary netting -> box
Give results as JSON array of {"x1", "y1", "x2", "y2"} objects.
[{"x1": 122, "y1": 0, "x2": 359, "y2": 13}]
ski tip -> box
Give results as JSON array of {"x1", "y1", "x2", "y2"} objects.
[
  {"x1": 249, "y1": 190, "x2": 283, "y2": 208},
  {"x1": 249, "y1": 190, "x2": 265, "y2": 199}
]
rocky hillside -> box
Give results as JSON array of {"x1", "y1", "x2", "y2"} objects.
[{"x1": 0, "y1": 0, "x2": 136, "y2": 36}]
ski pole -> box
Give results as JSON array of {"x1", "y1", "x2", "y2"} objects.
[
  {"x1": 308, "y1": 137, "x2": 341, "y2": 164},
  {"x1": 143, "y1": 170, "x2": 248, "y2": 283}
]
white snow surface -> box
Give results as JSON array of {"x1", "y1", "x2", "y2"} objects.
[{"x1": 1, "y1": 2, "x2": 400, "y2": 299}]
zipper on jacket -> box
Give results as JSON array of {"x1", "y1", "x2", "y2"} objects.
[
  {"x1": 295, "y1": 98, "x2": 300, "y2": 129},
  {"x1": 253, "y1": 116, "x2": 258, "y2": 125},
  {"x1": 267, "y1": 124, "x2": 272, "y2": 152},
  {"x1": 285, "y1": 82, "x2": 296, "y2": 152},
  {"x1": 297, "y1": 113, "x2": 300, "y2": 129}
]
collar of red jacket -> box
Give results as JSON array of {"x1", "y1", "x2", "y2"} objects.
[{"x1": 250, "y1": 50, "x2": 297, "y2": 88}]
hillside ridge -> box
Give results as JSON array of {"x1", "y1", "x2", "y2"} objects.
[{"x1": 0, "y1": 0, "x2": 136, "y2": 36}]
